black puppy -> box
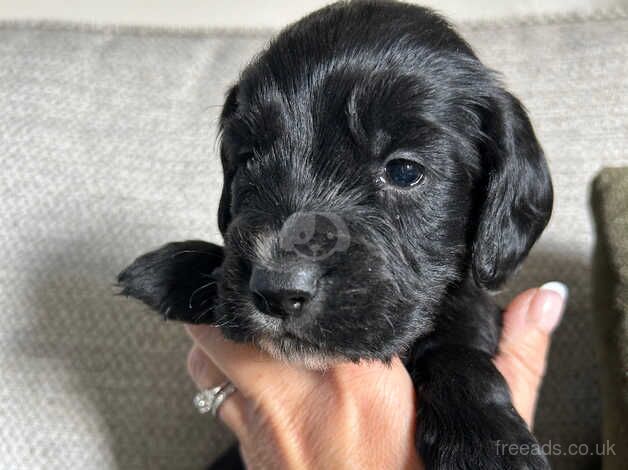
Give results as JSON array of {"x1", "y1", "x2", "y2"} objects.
[{"x1": 118, "y1": 1, "x2": 553, "y2": 468}]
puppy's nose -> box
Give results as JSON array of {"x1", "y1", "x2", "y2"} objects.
[{"x1": 249, "y1": 265, "x2": 318, "y2": 318}]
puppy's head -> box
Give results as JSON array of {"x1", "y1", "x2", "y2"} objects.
[
  {"x1": 118, "y1": 2, "x2": 552, "y2": 367},
  {"x1": 212, "y1": 2, "x2": 552, "y2": 366}
]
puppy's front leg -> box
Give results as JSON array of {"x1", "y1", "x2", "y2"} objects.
[
  {"x1": 410, "y1": 345, "x2": 549, "y2": 470},
  {"x1": 117, "y1": 240, "x2": 224, "y2": 323}
]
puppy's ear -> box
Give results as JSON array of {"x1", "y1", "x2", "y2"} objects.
[
  {"x1": 218, "y1": 85, "x2": 240, "y2": 234},
  {"x1": 472, "y1": 91, "x2": 553, "y2": 289},
  {"x1": 117, "y1": 240, "x2": 224, "y2": 323}
]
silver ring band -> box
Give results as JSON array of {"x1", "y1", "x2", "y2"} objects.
[{"x1": 193, "y1": 381, "x2": 237, "y2": 417}]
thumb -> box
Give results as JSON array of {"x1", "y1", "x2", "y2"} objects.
[{"x1": 494, "y1": 282, "x2": 568, "y2": 428}]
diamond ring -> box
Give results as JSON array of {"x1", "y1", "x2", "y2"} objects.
[{"x1": 193, "y1": 381, "x2": 237, "y2": 417}]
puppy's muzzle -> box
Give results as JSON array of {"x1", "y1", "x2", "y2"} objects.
[{"x1": 249, "y1": 264, "x2": 319, "y2": 319}]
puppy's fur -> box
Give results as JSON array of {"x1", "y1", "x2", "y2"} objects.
[{"x1": 118, "y1": 2, "x2": 553, "y2": 468}]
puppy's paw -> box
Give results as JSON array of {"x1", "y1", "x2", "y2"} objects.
[
  {"x1": 418, "y1": 403, "x2": 549, "y2": 470},
  {"x1": 117, "y1": 240, "x2": 224, "y2": 323}
]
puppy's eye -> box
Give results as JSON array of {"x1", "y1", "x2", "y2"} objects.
[
  {"x1": 236, "y1": 149, "x2": 254, "y2": 164},
  {"x1": 385, "y1": 158, "x2": 424, "y2": 187}
]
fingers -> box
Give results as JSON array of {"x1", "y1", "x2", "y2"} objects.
[
  {"x1": 187, "y1": 345, "x2": 226, "y2": 389},
  {"x1": 187, "y1": 344, "x2": 248, "y2": 436},
  {"x1": 494, "y1": 282, "x2": 567, "y2": 428},
  {"x1": 185, "y1": 282, "x2": 566, "y2": 439},
  {"x1": 185, "y1": 324, "x2": 318, "y2": 397}
]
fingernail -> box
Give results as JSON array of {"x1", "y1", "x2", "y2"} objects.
[
  {"x1": 530, "y1": 282, "x2": 568, "y2": 333},
  {"x1": 541, "y1": 281, "x2": 569, "y2": 301}
]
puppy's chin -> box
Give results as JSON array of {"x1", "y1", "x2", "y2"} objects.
[{"x1": 255, "y1": 336, "x2": 347, "y2": 370}]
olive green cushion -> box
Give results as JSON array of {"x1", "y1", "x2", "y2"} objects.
[{"x1": 592, "y1": 167, "x2": 628, "y2": 469}]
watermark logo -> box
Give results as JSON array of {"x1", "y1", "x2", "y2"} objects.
[
  {"x1": 279, "y1": 212, "x2": 350, "y2": 261},
  {"x1": 496, "y1": 440, "x2": 617, "y2": 457}
]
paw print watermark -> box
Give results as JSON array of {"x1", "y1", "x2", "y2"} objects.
[{"x1": 279, "y1": 212, "x2": 350, "y2": 261}]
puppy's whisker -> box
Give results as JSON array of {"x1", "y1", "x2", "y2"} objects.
[
  {"x1": 381, "y1": 312, "x2": 396, "y2": 337},
  {"x1": 343, "y1": 287, "x2": 368, "y2": 294},
  {"x1": 162, "y1": 306, "x2": 172, "y2": 321},
  {"x1": 188, "y1": 281, "x2": 216, "y2": 308},
  {"x1": 193, "y1": 300, "x2": 229, "y2": 323},
  {"x1": 199, "y1": 296, "x2": 213, "y2": 307},
  {"x1": 172, "y1": 250, "x2": 219, "y2": 258}
]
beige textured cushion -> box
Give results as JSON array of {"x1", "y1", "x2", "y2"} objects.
[{"x1": 0, "y1": 13, "x2": 626, "y2": 470}]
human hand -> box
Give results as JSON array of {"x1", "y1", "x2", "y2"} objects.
[{"x1": 185, "y1": 283, "x2": 566, "y2": 469}]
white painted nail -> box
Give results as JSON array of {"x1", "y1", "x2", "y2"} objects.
[
  {"x1": 540, "y1": 281, "x2": 569, "y2": 300},
  {"x1": 535, "y1": 281, "x2": 568, "y2": 333}
]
